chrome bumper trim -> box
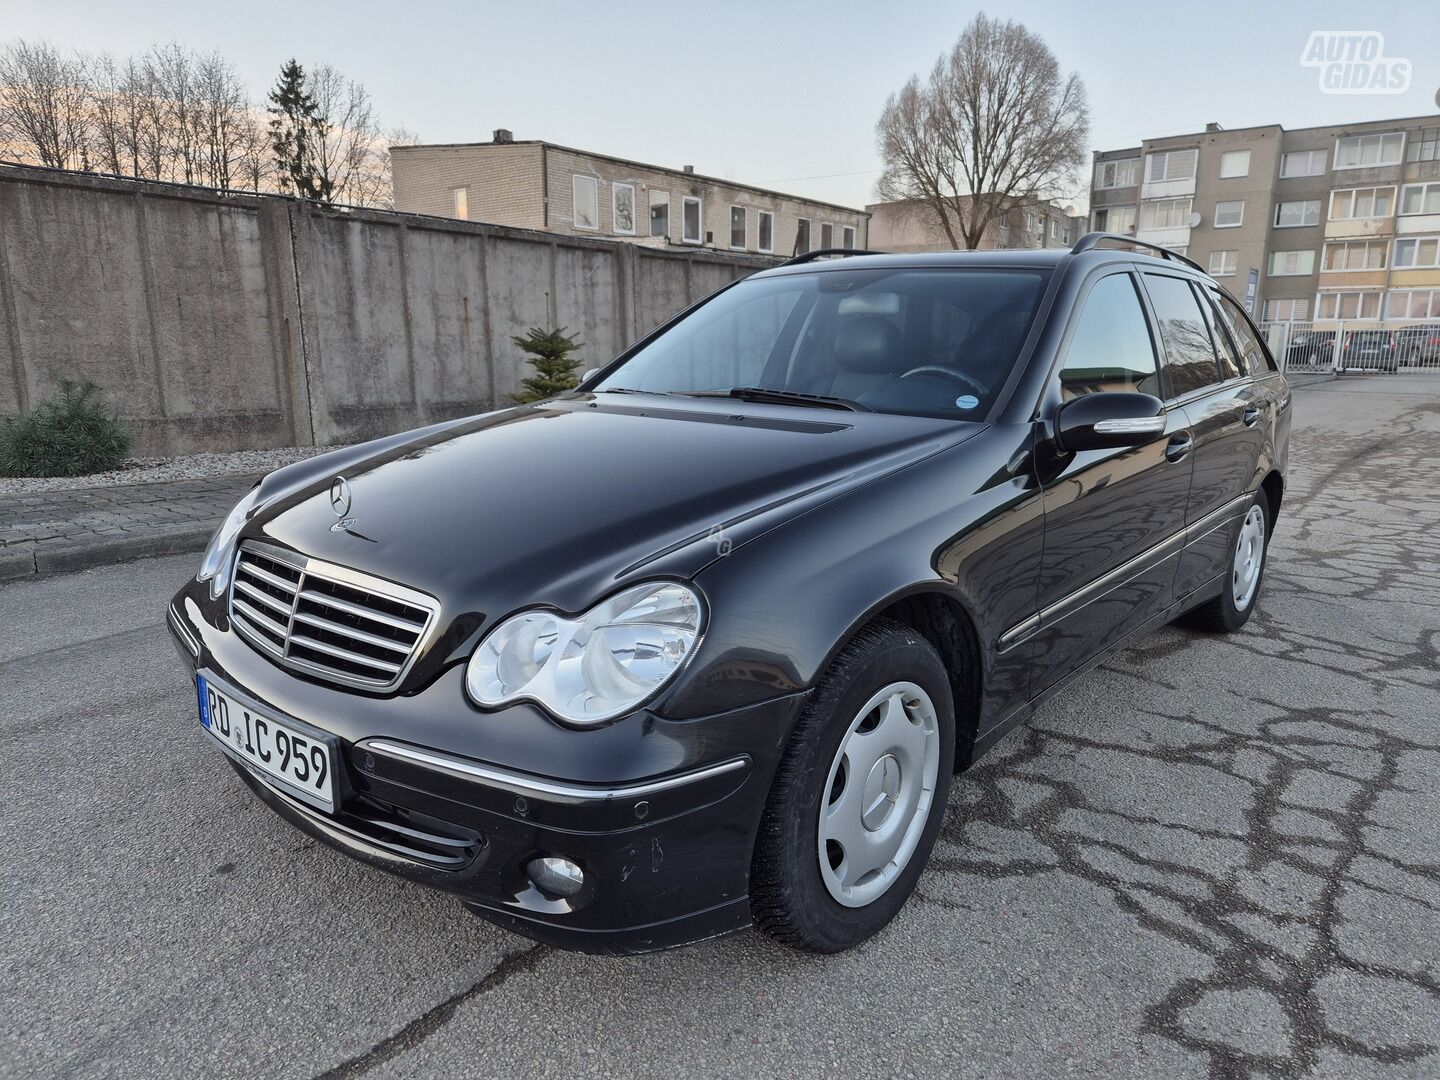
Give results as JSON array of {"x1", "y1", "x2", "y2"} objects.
[
  {"x1": 168, "y1": 603, "x2": 200, "y2": 657},
  {"x1": 362, "y1": 738, "x2": 748, "y2": 802}
]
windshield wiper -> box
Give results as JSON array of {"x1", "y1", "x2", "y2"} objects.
[{"x1": 680, "y1": 387, "x2": 869, "y2": 412}]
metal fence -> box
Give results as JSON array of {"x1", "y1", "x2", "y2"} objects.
[{"x1": 1258, "y1": 320, "x2": 1440, "y2": 375}]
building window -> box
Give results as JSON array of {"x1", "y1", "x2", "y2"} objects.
[
  {"x1": 1139, "y1": 198, "x2": 1192, "y2": 230},
  {"x1": 1268, "y1": 250, "x2": 1315, "y2": 276},
  {"x1": 842, "y1": 225, "x2": 856, "y2": 249},
  {"x1": 729, "y1": 205, "x2": 747, "y2": 250},
  {"x1": 1049, "y1": 218, "x2": 1058, "y2": 240},
  {"x1": 1262, "y1": 298, "x2": 1309, "y2": 322},
  {"x1": 1323, "y1": 240, "x2": 1388, "y2": 271},
  {"x1": 1214, "y1": 200, "x2": 1245, "y2": 228},
  {"x1": 1145, "y1": 149, "x2": 1198, "y2": 182},
  {"x1": 1274, "y1": 200, "x2": 1321, "y2": 228},
  {"x1": 1393, "y1": 237, "x2": 1440, "y2": 269},
  {"x1": 649, "y1": 190, "x2": 670, "y2": 238},
  {"x1": 758, "y1": 211, "x2": 774, "y2": 253},
  {"x1": 682, "y1": 197, "x2": 703, "y2": 244},
  {"x1": 795, "y1": 217, "x2": 811, "y2": 254},
  {"x1": 1092, "y1": 205, "x2": 1136, "y2": 234},
  {"x1": 1329, "y1": 187, "x2": 1395, "y2": 221},
  {"x1": 1399, "y1": 183, "x2": 1440, "y2": 216},
  {"x1": 1386, "y1": 289, "x2": 1440, "y2": 319},
  {"x1": 820, "y1": 222, "x2": 834, "y2": 249},
  {"x1": 611, "y1": 183, "x2": 636, "y2": 235},
  {"x1": 1025, "y1": 209, "x2": 1038, "y2": 231},
  {"x1": 573, "y1": 175, "x2": 599, "y2": 230},
  {"x1": 1407, "y1": 127, "x2": 1440, "y2": 164},
  {"x1": 1218, "y1": 150, "x2": 1251, "y2": 179},
  {"x1": 1208, "y1": 250, "x2": 1237, "y2": 277},
  {"x1": 1095, "y1": 158, "x2": 1140, "y2": 189},
  {"x1": 1278, "y1": 149, "x2": 1327, "y2": 178},
  {"x1": 1316, "y1": 291, "x2": 1381, "y2": 319},
  {"x1": 452, "y1": 187, "x2": 469, "y2": 220},
  {"x1": 1334, "y1": 132, "x2": 1404, "y2": 169}
]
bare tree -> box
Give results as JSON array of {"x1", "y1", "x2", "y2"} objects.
[
  {"x1": 0, "y1": 39, "x2": 92, "y2": 169},
  {"x1": 308, "y1": 63, "x2": 383, "y2": 205},
  {"x1": 193, "y1": 50, "x2": 249, "y2": 188},
  {"x1": 875, "y1": 13, "x2": 1088, "y2": 250}
]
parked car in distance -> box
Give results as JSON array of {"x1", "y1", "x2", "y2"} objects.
[
  {"x1": 169, "y1": 235, "x2": 1290, "y2": 955},
  {"x1": 1392, "y1": 324, "x2": 1440, "y2": 366},
  {"x1": 1341, "y1": 329, "x2": 1399, "y2": 373},
  {"x1": 1284, "y1": 329, "x2": 1335, "y2": 369}
]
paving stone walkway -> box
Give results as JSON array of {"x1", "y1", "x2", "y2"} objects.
[{"x1": 0, "y1": 474, "x2": 258, "y2": 580}]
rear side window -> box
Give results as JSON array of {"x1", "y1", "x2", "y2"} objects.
[
  {"x1": 1210, "y1": 290, "x2": 1274, "y2": 375},
  {"x1": 1193, "y1": 283, "x2": 1242, "y2": 381},
  {"x1": 1058, "y1": 273, "x2": 1161, "y2": 401},
  {"x1": 1144, "y1": 273, "x2": 1222, "y2": 398}
]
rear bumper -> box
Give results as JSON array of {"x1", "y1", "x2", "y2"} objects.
[{"x1": 168, "y1": 595, "x2": 806, "y2": 954}]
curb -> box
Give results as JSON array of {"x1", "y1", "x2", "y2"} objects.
[{"x1": 2, "y1": 523, "x2": 214, "y2": 582}]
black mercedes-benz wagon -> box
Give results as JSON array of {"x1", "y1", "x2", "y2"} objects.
[{"x1": 169, "y1": 234, "x2": 1290, "y2": 954}]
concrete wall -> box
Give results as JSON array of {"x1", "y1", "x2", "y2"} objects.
[{"x1": 0, "y1": 165, "x2": 776, "y2": 455}]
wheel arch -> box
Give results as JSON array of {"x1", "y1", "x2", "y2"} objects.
[
  {"x1": 1260, "y1": 470, "x2": 1284, "y2": 533},
  {"x1": 832, "y1": 585, "x2": 986, "y2": 772}
]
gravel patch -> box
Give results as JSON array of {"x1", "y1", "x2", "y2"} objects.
[{"x1": 0, "y1": 445, "x2": 345, "y2": 496}]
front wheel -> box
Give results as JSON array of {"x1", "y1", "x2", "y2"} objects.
[
  {"x1": 1178, "y1": 492, "x2": 1270, "y2": 633},
  {"x1": 750, "y1": 619, "x2": 955, "y2": 952}
]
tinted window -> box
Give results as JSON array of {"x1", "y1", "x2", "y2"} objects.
[
  {"x1": 1194, "y1": 284, "x2": 1241, "y2": 381},
  {"x1": 1144, "y1": 273, "x2": 1222, "y2": 397},
  {"x1": 1211, "y1": 290, "x2": 1273, "y2": 374},
  {"x1": 597, "y1": 269, "x2": 1050, "y2": 419},
  {"x1": 1058, "y1": 273, "x2": 1160, "y2": 401}
]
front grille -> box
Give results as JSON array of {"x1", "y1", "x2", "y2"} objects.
[{"x1": 229, "y1": 541, "x2": 438, "y2": 692}]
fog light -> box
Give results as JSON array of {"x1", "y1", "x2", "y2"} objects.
[{"x1": 526, "y1": 856, "x2": 585, "y2": 898}]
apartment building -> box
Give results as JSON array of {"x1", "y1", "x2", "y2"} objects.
[
  {"x1": 391, "y1": 131, "x2": 869, "y2": 257},
  {"x1": 1089, "y1": 114, "x2": 1440, "y2": 325},
  {"x1": 866, "y1": 197, "x2": 1084, "y2": 253}
]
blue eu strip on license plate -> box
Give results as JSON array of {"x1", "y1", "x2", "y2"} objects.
[{"x1": 197, "y1": 674, "x2": 211, "y2": 728}]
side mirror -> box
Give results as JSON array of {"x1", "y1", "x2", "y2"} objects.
[
  {"x1": 1055, "y1": 392, "x2": 1166, "y2": 452},
  {"x1": 580, "y1": 368, "x2": 599, "y2": 383}
]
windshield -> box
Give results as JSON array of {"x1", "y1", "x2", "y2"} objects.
[{"x1": 595, "y1": 267, "x2": 1049, "y2": 419}]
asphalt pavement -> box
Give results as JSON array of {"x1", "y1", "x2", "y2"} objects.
[{"x1": 2, "y1": 374, "x2": 1437, "y2": 1079}]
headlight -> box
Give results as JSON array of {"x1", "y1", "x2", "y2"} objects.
[
  {"x1": 466, "y1": 582, "x2": 704, "y2": 724},
  {"x1": 196, "y1": 488, "x2": 260, "y2": 599}
]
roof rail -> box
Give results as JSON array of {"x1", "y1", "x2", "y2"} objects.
[
  {"x1": 1071, "y1": 232, "x2": 1206, "y2": 274},
  {"x1": 777, "y1": 247, "x2": 884, "y2": 268}
]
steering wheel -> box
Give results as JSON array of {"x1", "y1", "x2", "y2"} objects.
[{"x1": 899, "y1": 365, "x2": 988, "y2": 400}]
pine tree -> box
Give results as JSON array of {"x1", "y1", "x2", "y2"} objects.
[
  {"x1": 511, "y1": 327, "x2": 586, "y2": 403},
  {"x1": 267, "y1": 59, "x2": 330, "y2": 203}
]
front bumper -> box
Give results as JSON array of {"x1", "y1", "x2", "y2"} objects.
[{"x1": 168, "y1": 592, "x2": 805, "y2": 954}]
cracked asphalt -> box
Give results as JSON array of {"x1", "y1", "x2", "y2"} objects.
[{"x1": 3, "y1": 375, "x2": 1437, "y2": 1079}]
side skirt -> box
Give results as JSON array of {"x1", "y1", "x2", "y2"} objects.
[{"x1": 966, "y1": 570, "x2": 1227, "y2": 765}]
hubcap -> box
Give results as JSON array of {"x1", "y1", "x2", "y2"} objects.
[
  {"x1": 1232, "y1": 505, "x2": 1266, "y2": 610},
  {"x1": 818, "y1": 681, "x2": 940, "y2": 908}
]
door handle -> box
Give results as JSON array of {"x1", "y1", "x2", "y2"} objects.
[
  {"x1": 1242, "y1": 406, "x2": 1262, "y2": 427},
  {"x1": 1165, "y1": 433, "x2": 1193, "y2": 462}
]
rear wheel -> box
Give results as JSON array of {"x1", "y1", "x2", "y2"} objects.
[
  {"x1": 1178, "y1": 491, "x2": 1270, "y2": 633},
  {"x1": 750, "y1": 620, "x2": 955, "y2": 952}
]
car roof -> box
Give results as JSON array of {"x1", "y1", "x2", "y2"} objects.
[{"x1": 751, "y1": 246, "x2": 1207, "y2": 281}]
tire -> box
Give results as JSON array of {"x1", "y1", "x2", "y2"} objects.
[
  {"x1": 1178, "y1": 490, "x2": 1271, "y2": 633},
  {"x1": 750, "y1": 618, "x2": 956, "y2": 952}
]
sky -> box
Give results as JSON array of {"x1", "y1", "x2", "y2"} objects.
[{"x1": 6, "y1": 0, "x2": 1439, "y2": 212}]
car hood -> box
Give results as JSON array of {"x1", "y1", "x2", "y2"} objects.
[{"x1": 247, "y1": 393, "x2": 979, "y2": 617}]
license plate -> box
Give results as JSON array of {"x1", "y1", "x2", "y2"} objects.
[{"x1": 197, "y1": 674, "x2": 337, "y2": 814}]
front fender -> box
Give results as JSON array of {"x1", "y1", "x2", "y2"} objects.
[{"x1": 667, "y1": 424, "x2": 1044, "y2": 730}]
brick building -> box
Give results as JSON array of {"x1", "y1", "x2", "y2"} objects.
[
  {"x1": 1089, "y1": 114, "x2": 1440, "y2": 325},
  {"x1": 866, "y1": 197, "x2": 1085, "y2": 253},
  {"x1": 391, "y1": 131, "x2": 869, "y2": 258}
]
